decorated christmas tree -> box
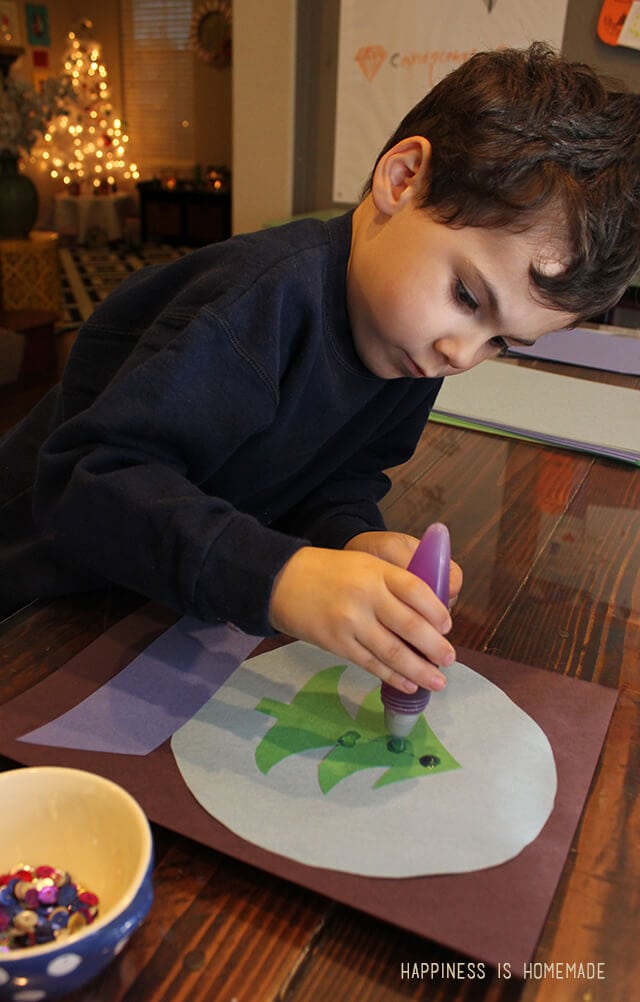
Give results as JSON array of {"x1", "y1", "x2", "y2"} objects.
[{"x1": 34, "y1": 19, "x2": 139, "y2": 192}]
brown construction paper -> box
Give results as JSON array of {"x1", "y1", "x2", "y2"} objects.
[{"x1": 0, "y1": 603, "x2": 617, "y2": 975}]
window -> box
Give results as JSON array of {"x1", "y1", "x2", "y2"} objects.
[{"x1": 120, "y1": 0, "x2": 195, "y2": 173}]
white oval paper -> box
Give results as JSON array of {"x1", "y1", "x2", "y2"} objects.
[{"x1": 171, "y1": 642, "x2": 557, "y2": 877}]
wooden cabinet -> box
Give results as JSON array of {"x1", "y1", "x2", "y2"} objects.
[{"x1": 137, "y1": 182, "x2": 231, "y2": 246}]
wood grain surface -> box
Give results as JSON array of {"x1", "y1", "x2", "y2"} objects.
[{"x1": 1, "y1": 359, "x2": 637, "y2": 1002}]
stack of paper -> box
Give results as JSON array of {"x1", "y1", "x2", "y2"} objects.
[{"x1": 432, "y1": 361, "x2": 639, "y2": 465}]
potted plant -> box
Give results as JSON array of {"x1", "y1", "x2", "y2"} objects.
[{"x1": 0, "y1": 60, "x2": 74, "y2": 238}]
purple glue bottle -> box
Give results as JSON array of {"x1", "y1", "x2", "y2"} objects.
[{"x1": 380, "y1": 523, "x2": 451, "y2": 741}]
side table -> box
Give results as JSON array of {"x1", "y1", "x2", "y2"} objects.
[{"x1": 0, "y1": 232, "x2": 62, "y2": 317}]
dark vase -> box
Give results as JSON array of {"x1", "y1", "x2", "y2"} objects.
[{"x1": 0, "y1": 152, "x2": 39, "y2": 238}]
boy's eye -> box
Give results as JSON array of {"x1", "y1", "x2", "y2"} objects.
[
  {"x1": 455, "y1": 280, "x2": 478, "y2": 312},
  {"x1": 489, "y1": 336, "x2": 509, "y2": 356}
]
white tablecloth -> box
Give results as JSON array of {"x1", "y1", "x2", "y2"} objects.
[{"x1": 54, "y1": 193, "x2": 130, "y2": 243}]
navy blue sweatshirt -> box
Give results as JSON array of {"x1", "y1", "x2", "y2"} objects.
[{"x1": 0, "y1": 213, "x2": 441, "y2": 632}]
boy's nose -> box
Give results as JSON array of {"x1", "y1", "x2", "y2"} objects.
[{"x1": 435, "y1": 332, "x2": 487, "y2": 372}]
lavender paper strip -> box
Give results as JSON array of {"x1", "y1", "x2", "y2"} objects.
[
  {"x1": 19, "y1": 618, "x2": 262, "y2": 755},
  {"x1": 507, "y1": 327, "x2": 640, "y2": 376}
]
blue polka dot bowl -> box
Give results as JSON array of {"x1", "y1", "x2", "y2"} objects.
[{"x1": 0, "y1": 766, "x2": 154, "y2": 1001}]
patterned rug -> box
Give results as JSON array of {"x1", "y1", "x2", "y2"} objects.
[{"x1": 59, "y1": 244, "x2": 191, "y2": 328}]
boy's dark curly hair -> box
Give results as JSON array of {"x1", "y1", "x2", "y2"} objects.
[{"x1": 363, "y1": 43, "x2": 640, "y2": 320}]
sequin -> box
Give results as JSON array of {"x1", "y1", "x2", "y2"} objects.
[
  {"x1": 48, "y1": 908, "x2": 69, "y2": 929},
  {"x1": 35, "y1": 866, "x2": 56, "y2": 880},
  {"x1": 67, "y1": 912, "x2": 86, "y2": 935},
  {"x1": 56, "y1": 883, "x2": 77, "y2": 907},
  {"x1": 10, "y1": 867, "x2": 34, "y2": 881},
  {"x1": 13, "y1": 911, "x2": 38, "y2": 932},
  {"x1": 23, "y1": 889, "x2": 40, "y2": 909},
  {"x1": 0, "y1": 863, "x2": 99, "y2": 953},
  {"x1": 37, "y1": 885, "x2": 58, "y2": 906},
  {"x1": 78, "y1": 892, "x2": 98, "y2": 908},
  {"x1": 13, "y1": 882, "x2": 33, "y2": 902}
]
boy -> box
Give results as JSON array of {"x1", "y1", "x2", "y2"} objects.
[{"x1": 1, "y1": 43, "x2": 638, "y2": 700}]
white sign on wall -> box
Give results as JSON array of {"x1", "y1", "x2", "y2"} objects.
[{"x1": 333, "y1": 0, "x2": 570, "y2": 204}]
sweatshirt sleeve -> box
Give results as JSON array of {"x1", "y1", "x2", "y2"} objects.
[{"x1": 31, "y1": 314, "x2": 309, "y2": 636}]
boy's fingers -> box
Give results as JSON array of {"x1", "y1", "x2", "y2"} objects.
[
  {"x1": 449, "y1": 560, "x2": 463, "y2": 599},
  {"x1": 350, "y1": 621, "x2": 451, "y2": 694},
  {"x1": 384, "y1": 598, "x2": 455, "y2": 660},
  {"x1": 385, "y1": 567, "x2": 453, "y2": 636}
]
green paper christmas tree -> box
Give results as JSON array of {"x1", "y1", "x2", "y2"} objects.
[{"x1": 255, "y1": 664, "x2": 460, "y2": 794}]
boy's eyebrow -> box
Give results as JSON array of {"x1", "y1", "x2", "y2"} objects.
[{"x1": 465, "y1": 259, "x2": 538, "y2": 347}]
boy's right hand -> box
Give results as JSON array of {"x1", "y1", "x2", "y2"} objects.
[{"x1": 268, "y1": 546, "x2": 455, "y2": 695}]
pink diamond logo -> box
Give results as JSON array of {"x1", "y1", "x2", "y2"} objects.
[{"x1": 355, "y1": 45, "x2": 387, "y2": 82}]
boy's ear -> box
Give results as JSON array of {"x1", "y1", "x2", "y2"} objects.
[{"x1": 371, "y1": 136, "x2": 432, "y2": 215}]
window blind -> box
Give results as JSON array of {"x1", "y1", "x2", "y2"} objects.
[{"x1": 120, "y1": 0, "x2": 195, "y2": 174}]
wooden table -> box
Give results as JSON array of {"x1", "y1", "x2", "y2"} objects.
[{"x1": 0, "y1": 356, "x2": 638, "y2": 1002}]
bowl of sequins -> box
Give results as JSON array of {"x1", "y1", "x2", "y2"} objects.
[{"x1": 0, "y1": 766, "x2": 154, "y2": 1001}]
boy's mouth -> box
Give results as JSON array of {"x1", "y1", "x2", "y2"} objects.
[{"x1": 402, "y1": 352, "x2": 426, "y2": 378}]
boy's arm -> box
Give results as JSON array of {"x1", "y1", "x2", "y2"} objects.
[
  {"x1": 266, "y1": 386, "x2": 463, "y2": 691},
  {"x1": 31, "y1": 323, "x2": 308, "y2": 637}
]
